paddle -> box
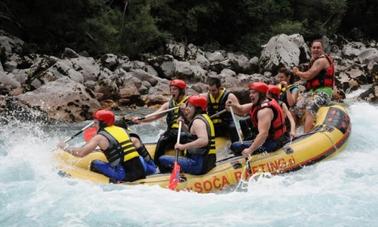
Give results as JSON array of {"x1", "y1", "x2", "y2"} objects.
[
  {"x1": 83, "y1": 126, "x2": 97, "y2": 142},
  {"x1": 120, "y1": 106, "x2": 179, "y2": 126},
  {"x1": 209, "y1": 109, "x2": 227, "y2": 119},
  {"x1": 229, "y1": 106, "x2": 243, "y2": 142},
  {"x1": 64, "y1": 122, "x2": 94, "y2": 144},
  {"x1": 229, "y1": 106, "x2": 252, "y2": 191},
  {"x1": 234, "y1": 155, "x2": 252, "y2": 191},
  {"x1": 168, "y1": 121, "x2": 182, "y2": 190}
]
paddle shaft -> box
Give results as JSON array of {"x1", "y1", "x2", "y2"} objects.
[
  {"x1": 64, "y1": 122, "x2": 94, "y2": 144},
  {"x1": 230, "y1": 106, "x2": 243, "y2": 142},
  {"x1": 138, "y1": 106, "x2": 179, "y2": 120},
  {"x1": 175, "y1": 121, "x2": 182, "y2": 160},
  {"x1": 209, "y1": 109, "x2": 227, "y2": 119}
]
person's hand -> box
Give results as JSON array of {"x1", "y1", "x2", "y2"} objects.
[
  {"x1": 290, "y1": 130, "x2": 296, "y2": 140},
  {"x1": 292, "y1": 67, "x2": 299, "y2": 76},
  {"x1": 280, "y1": 81, "x2": 288, "y2": 88},
  {"x1": 174, "y1": 143, "x2": 185, "y2": 151},
  {"x1": 225, "y1": 100, "x2": 234, "y2": 111},
  {"x1": 57, "y1": 141, "x2": 67, "y2": 149},
  {"x1": 131, "y1": 116, "x2": 142, "y2": 124},
  {"x1": 241, "y1": 148, "x2": 252, "y2": 158}
]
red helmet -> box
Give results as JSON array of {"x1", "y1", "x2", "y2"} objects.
[
  {"x1": 93, "y1": 110, "x2": 115, "y2": 126},
  {"x1": 248, "y1": 82, "x2": 269, "y2": 94},
  {"x1": 268, "y1": 85, "x2": 281, "y2": 96},
  {"x1": 170, "y1": 79, "x2": 186, "y2": 89},
  {"x1": 187, "y1": 95, "x2": 207, "y2": 111}
]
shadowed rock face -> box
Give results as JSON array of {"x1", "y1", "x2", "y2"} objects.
[{"x1": 17, "y1": 77, "x2": 100, "y2": 122}]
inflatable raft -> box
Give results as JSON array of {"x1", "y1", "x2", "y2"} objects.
[{"x1": 55, "y1": 104, "x2": 351, "y2": 193}]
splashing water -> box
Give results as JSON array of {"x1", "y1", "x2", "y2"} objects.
[{"x1": 1, "y1": 102, "x2": 378, "y2": 226}]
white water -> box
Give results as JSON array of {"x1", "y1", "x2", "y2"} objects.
[{"x1": 1, "y1": 102, "x2": 378, "y2": 226}]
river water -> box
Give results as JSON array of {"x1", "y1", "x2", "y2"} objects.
[{"x1": 1, "y1": 100, "x2": 378, "y2": 226}]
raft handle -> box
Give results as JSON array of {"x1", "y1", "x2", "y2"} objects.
[
  {"x1": 283, "y1": 146, "x2": 294, "y2": 154},
  {"x1": 232, "y1": 161, "x2": 243, "y2": 169}
]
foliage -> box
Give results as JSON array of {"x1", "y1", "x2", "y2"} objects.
[{"x1": 0, "y1": 0, "x2": 376, "y2": 57}]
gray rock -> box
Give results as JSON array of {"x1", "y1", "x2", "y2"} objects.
[
  {"x1": 206, "y1": 51, "x2": 225, "y2": 63},
  {"x1": 260, "y1": 34, "x2": 304, "y2": 71},
  {"x1": 0, "y1": 31, "x2": 24, "y2": 57},
  {"x1": 358, "y1": 48, "x2": 378, "y2": 65},
  {"x1": 166, "y1": 41, "x2": 186, "y2": 60},
  {"x1": 342, "y1": 42, "x2": 366, "y2": 58},
  {"x1": 62, "y1": 48, "x2": 80, "y2": 58},
  {"x1": 18, "y1": 77, "x2": 100, "y2": 121},
  {"x1": 101, "y1": 53, "x2": 118, "y2": 70},
  {"x1": 70, "y1": 56, "x2": 100, "y2": 81}
]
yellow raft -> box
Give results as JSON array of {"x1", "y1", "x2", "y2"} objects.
[{"x1": 55, "y1": 104, "x2": 351, "y2": 193}]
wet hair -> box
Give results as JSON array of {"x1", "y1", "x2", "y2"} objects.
[
  {"x1": 278, "y1": 67, "x2": 294, "y2": 84},
  {"x1": 257, "y1": 93, "x2": 267, "y2": 105},
  {"x1": 208, "y1": 77, "x2": 221, "y2": 88}
]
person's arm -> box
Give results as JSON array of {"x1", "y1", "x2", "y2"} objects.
[
  {"x1": 293, "y1": 58, "x2": 328, "y2": 80},
  {"x1": 286, "y1": 87, "x2": 298, "y2": 107},
  {"x1": 65, "y1": 135, "x2": 105, "y2": 157},
  {"x1": 226, "y1": 97, "x2": 252, "y2": 116},
  {"x1": 241, "y1": 108, "x2": 273, "y2": 157},
  {"x1": 175, "y1": 119, "x2": 208, "y2": 151},
  {"x1": 282, "y1": 103, "x2": 296, "y2": 139},
  {"x1": 132, "y1": 102, "x2": 169, "y2": 124}
]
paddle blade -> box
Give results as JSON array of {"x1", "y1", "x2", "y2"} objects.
[
  {"x1": 168, "y1": 161, "x2": 181, "y2": 190},
  {"x1": 83, "y1": 127, "x2": 97, "y2": 142}
]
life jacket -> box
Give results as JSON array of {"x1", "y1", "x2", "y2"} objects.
[
  {"x1": 207, "y1": 89, "x2": 231, "y2": 125},
  {"x1": 249, "y1": 99, "x2": 286, "y2": 140},
  {"x1": 98, "y1": 125, "x2": 140, "y2": 167},
  {"x1": 188, "y1": 114, "x2": 216, "y2": 173},
  {"x1": 305, "y1": 54, "x2": 334, "y2": 91},
  {"x1": 166, "y1": 96, "x2": 189, "y2": 129}
]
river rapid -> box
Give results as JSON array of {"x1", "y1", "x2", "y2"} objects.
[{"x1": 1, "y1": 100, "x2": 378, "y2": 226}]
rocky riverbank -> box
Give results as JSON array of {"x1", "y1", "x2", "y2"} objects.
[{"x1": 1, "y1": 30, "x2": 377, "y2": 123}]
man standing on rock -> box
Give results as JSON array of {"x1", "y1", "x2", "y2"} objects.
[
  {"x1": 131, "y1": 79, "x2": 188, "y2": 172},
  {"x1": 292, "y1": 39, "x2": 335, "y2": 133}
]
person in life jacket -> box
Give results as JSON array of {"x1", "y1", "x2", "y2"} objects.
[
  {"x1": 57, "y1": 110, "x2": 146, "y2": 182},
  {"x1": 205, "y1": 77, "x2": 240, "y2": 142},
  {"x1": 276, "y1": 67, "x2": 300, "y2": 109},
  {"x1": 292, "y1": 39, "x2": 334, "y2": 133},
  {"x1": 131, "y1": 79, "x2": 189, "y2": 172},
  {"x1": 159, "y1": 95, "x2": 217, "y2": 175},
  {"x1": 227, "y1": 82, "x2": 288, "y2": 157},
  {"x1": 267, "y1": 85, "x2": 296, "y2": 140}
]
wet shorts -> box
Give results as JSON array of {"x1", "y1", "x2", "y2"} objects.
[{"x1": 292, "y1": 91, "x2": 331, "y2": 119}]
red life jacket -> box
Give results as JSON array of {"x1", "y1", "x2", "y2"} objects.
[
  {"x1": 249, "y1": 99, "x2": 286, "y2": 140},
  {"x1": 305, "y1": 54, "x2": 334, "y2": 91}
]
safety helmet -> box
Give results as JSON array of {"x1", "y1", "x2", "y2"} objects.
[
  {"x1": 248, "y1": 82, "x2": 269, "y2": 94},
  {"x1": 170, "y1": 79, "x2": 187, "y2": 89},
  {"x1": 93, "y1": 110, "x2": 115, "y2": 126},
  {"x1": 268, "y1": 85, "x2": 281, "y2": 96},
  {"x1": 187, "y1": 95, "x2": 207, "y2": 111}
]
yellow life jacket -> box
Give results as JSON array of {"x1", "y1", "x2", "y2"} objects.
[
  {"x1": 166, "y1": 95, "x2": 189, "y2": 129},
  {"x1": 189, "y1": 114, "x2": 216, "y2": 155},
  {"x1": 207, "y1": 89, "x2": 230, "y2": 125},
  {"x1": 99, "y1": 125, "x2": 140, "y2": 166}
]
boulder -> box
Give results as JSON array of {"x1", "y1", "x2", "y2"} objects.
[
  {"x1": 260, "y1": 34, "x2": 308, "y2": 71},
  {"x1": 70, "y1": 56, "x2": 100, "y2": 82},
  {"x1": 0, "y1": 30, "x2": 24, "y2": 57},
  {"x1": 18, "y1": 77, "x2": 100, "y2": 122},
  {"x1": 342, "y1": 42, "x2": 366, "y2": 59}
]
